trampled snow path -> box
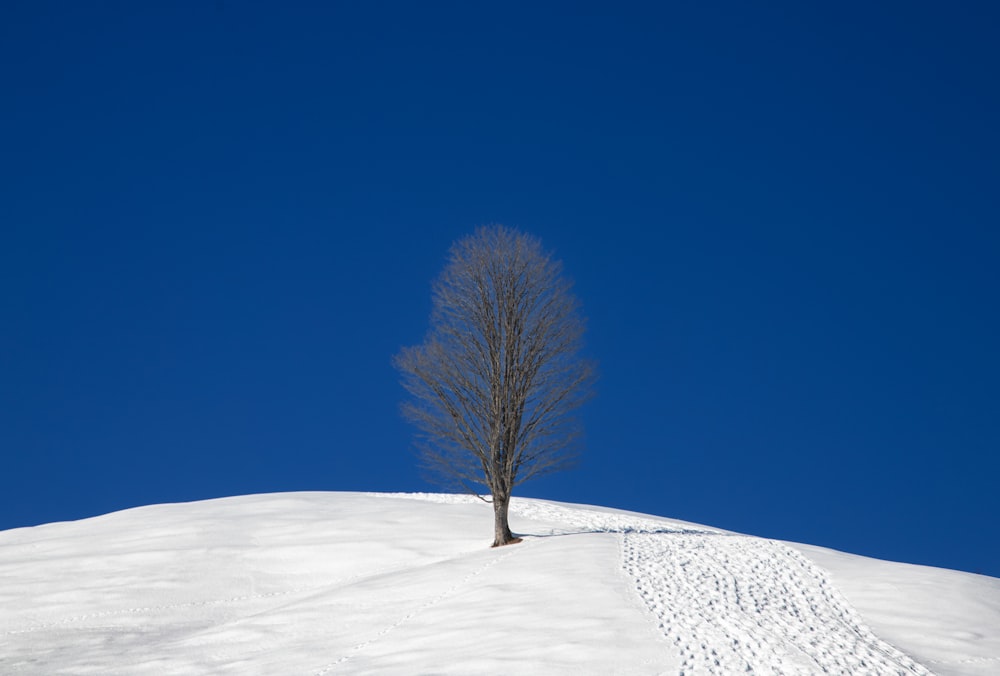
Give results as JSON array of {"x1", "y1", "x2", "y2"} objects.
[
  {"x1": 390, "y1": 493, "x2": 933, "y2": 675},
  {"x1": 623, "y1": 534, "x2": 931, "y2": 675}
]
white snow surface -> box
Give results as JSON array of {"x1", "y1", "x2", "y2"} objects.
[{"x1": 0, "y1": 492, "x2": 997, "y2": 675}]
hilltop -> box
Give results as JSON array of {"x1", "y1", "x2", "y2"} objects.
[{"x1": 1, "y1": 492, "x2": 997, "y2": 674}]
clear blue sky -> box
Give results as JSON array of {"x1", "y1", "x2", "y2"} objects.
[{"x1": 2, "y1": 2, "x2": 997, "y2": 577}]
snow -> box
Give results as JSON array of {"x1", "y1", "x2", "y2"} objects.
[{"x1": 0, "y1": 492, "x2": 996, "y2": 674}]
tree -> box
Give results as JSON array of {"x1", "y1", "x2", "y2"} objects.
[{"x1": 394, "y1": 225, "x2": 595, "y2": 546}]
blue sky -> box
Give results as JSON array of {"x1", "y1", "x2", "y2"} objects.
[{"x1": 2, "y1": 2, "x2": 997, "y2": 577}]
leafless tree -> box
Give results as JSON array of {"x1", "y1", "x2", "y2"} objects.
[{"x1": 394, "y1": 225, "x2": 595, "y2": 547}]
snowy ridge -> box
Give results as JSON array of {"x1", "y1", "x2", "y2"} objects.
[
  {"x1": 384, "y1": 491, "x2": 720, "y2": 535},
  {"x1": 389, "y1": 493, "x2": 930, "y2": 675}
]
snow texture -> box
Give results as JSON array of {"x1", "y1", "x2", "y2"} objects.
[{"x1": 1, "y1": 492, "x2": 997, "y2": 675}]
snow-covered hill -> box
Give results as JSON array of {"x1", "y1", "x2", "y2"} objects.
[{"x1": 0, "y1": 492, "x2": 997, "y2": 674}]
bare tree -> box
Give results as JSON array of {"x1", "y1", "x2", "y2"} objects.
[{"x1": 394, "y1": 225, "x2": 595, "y2": 547}]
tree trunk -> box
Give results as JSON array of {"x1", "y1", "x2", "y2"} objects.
[{"x1": 492, "y1": 496, "x2": 522, "y2": 547}]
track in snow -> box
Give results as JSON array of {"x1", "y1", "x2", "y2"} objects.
[
  {"x1": 623, "y1": 532, "x2": 931, "y2": 675},
  {"x1": 313, "y1": 544, "x2": 521, "y2": 675},
  {"x1": 391, "y1": 493, "x2": 933, "y2": 675}
]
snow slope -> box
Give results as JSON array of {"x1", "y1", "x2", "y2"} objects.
[{"x1": 0, "y1": 492, "x2": 997, "y2": 675}]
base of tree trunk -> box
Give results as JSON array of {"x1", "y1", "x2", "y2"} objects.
[{"x1": 491, "y1": 536, "x2": 523, "y2": 548}]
